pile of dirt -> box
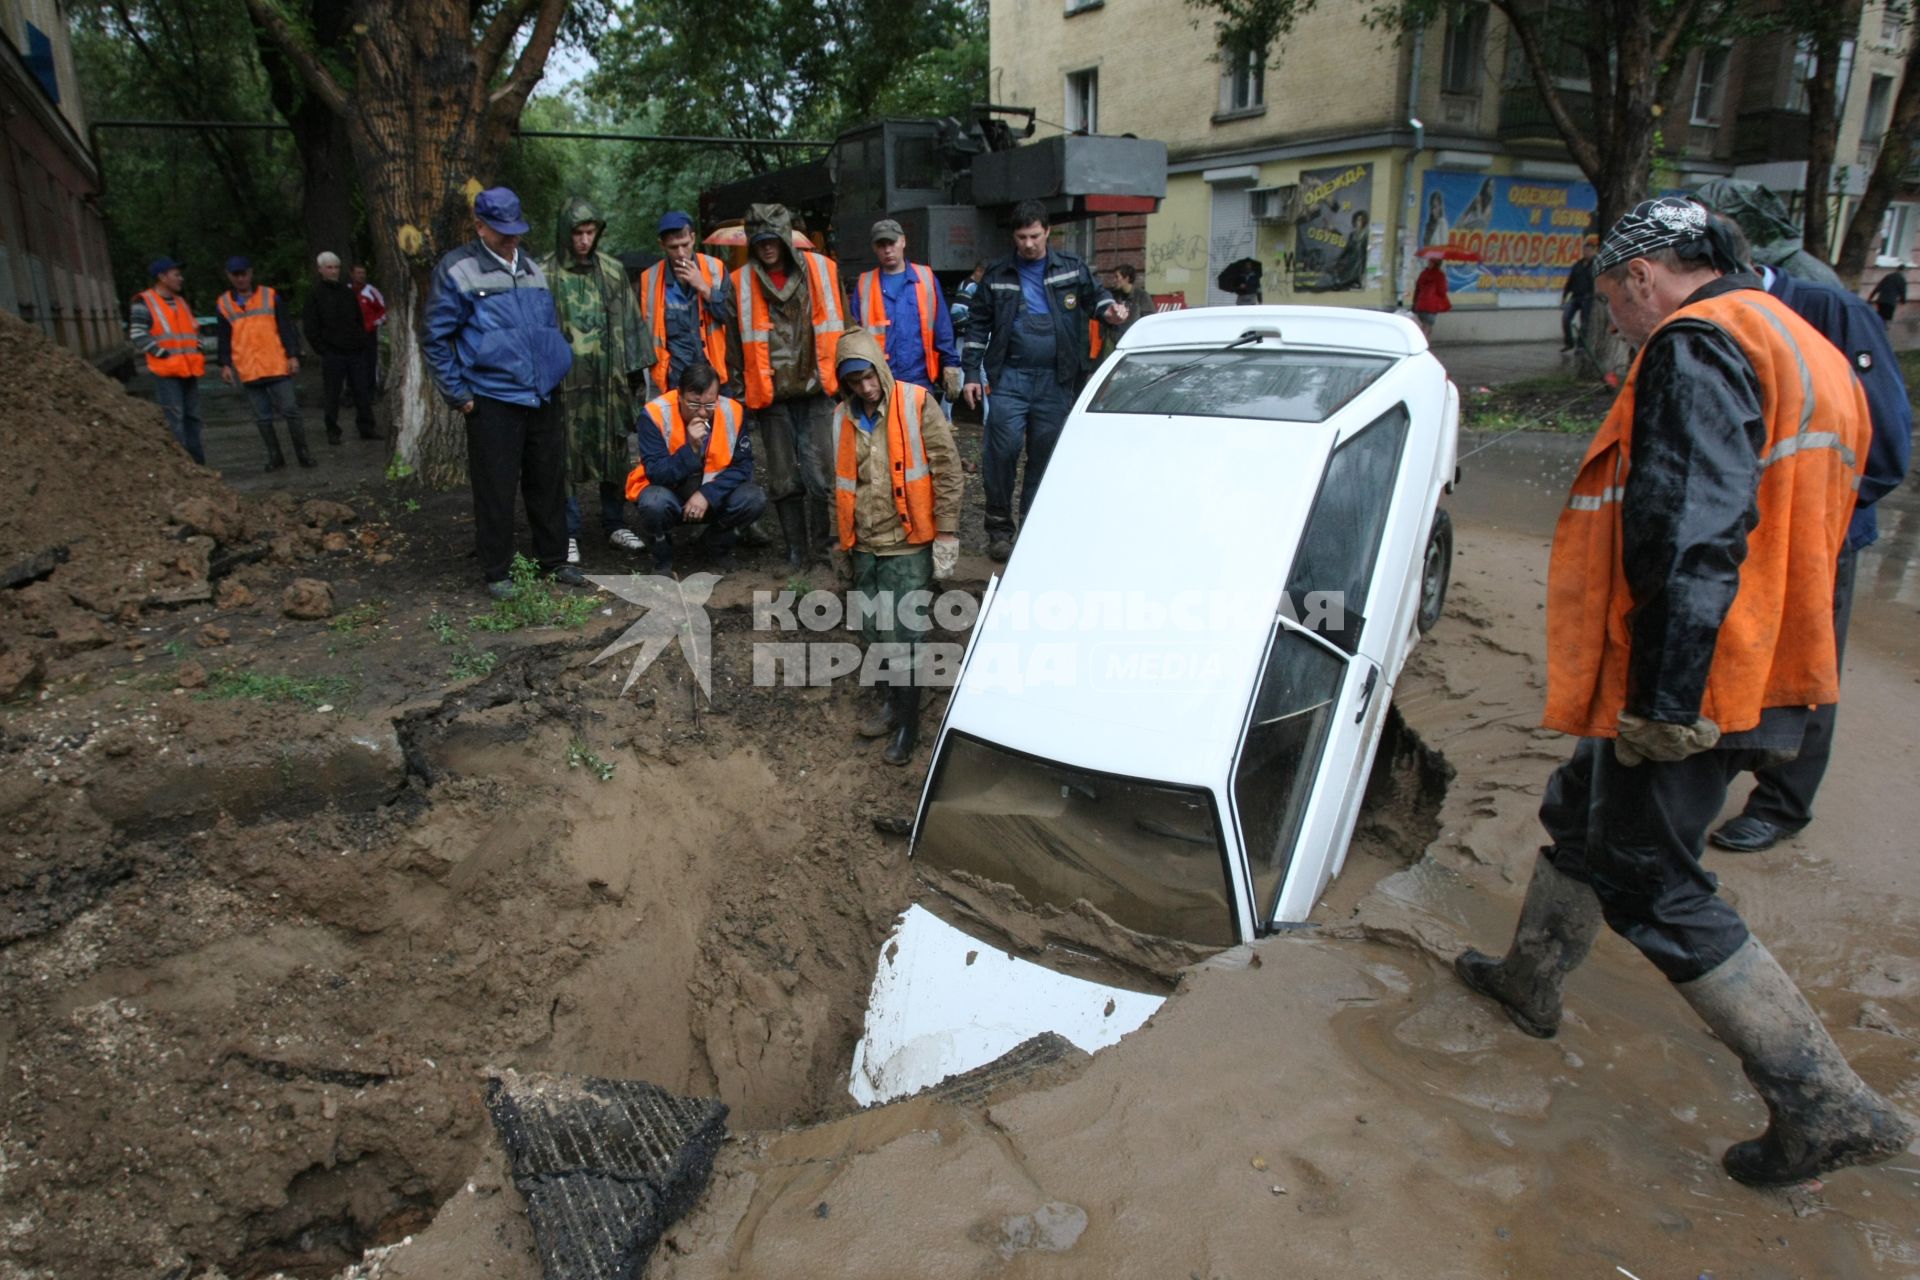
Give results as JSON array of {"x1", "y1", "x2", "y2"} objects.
[{"x1": 0, "y1": 312, "x2": 380, "y2": 699}]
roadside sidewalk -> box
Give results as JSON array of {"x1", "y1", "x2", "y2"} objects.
[{"x1": 1427, "y1": 339, "x2": 1573, "y2": 388}]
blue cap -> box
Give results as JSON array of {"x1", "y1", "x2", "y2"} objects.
[
  {"x1": 148, "y1": 256, "x2": 183, "y2": 277},
  {"x1": 224, "y1": 255, "x2": 251, "y2": 273},
  {"x1": 837, "y1": 357, "x2": 875, "y2": 377},
  {"x1": 658, "y1": 210, "x2": 694, "y2": 237},
  {"x1": 473, "y1": 187, "x2": 530, "y2": 236}
]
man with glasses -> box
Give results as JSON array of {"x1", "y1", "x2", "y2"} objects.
[{"x1": 626, "y1": 362, "x2": 767, "y2": 574}]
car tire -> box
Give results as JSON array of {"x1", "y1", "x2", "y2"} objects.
[{"x1": 1416, "y1": 508, "x2": 1452, "y2": 635}]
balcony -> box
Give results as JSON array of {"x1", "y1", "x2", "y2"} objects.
[
  {"x1": 1496, "y1": 84, "x2": 1590, "y2": 146},
  {"x1": 1730, "y1": 110, "x2": 1810, "y2": 166}
]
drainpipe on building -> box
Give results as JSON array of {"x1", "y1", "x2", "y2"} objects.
[{"x1": 1397, "y1": 26, "x2": 1425, "y2": 311}]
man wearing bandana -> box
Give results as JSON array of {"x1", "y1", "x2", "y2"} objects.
[{"x1": 1452, "y1": 197, "x2": 1909, "y2": 1188}]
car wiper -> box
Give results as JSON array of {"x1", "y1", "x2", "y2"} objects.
[{"x1": 1124, "y1": 328, "x2": 1276, "y2": 403}]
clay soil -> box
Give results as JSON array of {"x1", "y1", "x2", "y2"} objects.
[{"x1": 5, "y1": 313, "x2": 1919, "y2": 1279}]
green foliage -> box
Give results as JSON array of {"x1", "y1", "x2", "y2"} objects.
[
  {"x1": 385, "y1": 457, "x2": 416, "y2": 482},
  {"x1": 198, "y1": 669, "x2": 355, "y2": 707},
  {"x1": 403, "y1": 498, "x2": 421, "y2": 513},
  {"x1": 500, "y1": 93, "x2": 662, "y2": 261},
  {"x1": 470, "y1": 556, "x2": 599, "y2": 632},
  {"x1": 329, "y1": 600, "x2": 389, "y2": 633},
  {"x1": 428, "y1": 610, "x2": 499, "y2": 680},
  {"x1": 566, "y1": 738, "x2": 617, "y2": 781}
]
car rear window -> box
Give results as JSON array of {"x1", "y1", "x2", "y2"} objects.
[
  {"x1": 1088, "y1": 349, "x2": 1394, "y2": 423},
  {"x1": 915, "y1": 732, "x2": 1237, "y2": 947}
]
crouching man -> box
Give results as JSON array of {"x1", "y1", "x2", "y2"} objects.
[
  {"x1": 831, "y1": 329, "x2": 962, "y2": 766},
  {"x1": 627, "y1": 363, "x2": 766, "y2": 574}
]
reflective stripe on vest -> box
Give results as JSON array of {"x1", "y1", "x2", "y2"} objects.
[
  {"x1": 215, "y1": 286, "x2": 290, "y2": 383},
  {"x1": 856, "y1": 265, "x2": 941, "y2": 381},
  {"x1": 834, "y1": 380, "x2": 936, "y2": 550},
  {"x1": 733, "y1": 250, "x2": 845, "y2": 410},
  {"x1": 642, "y1": 255, "x2": 729, "y2": 390},
  {"x1": 139, "y1": 289, "x2": 205, "y2": 378},
  {"x1": 1542, "y1": 288, "x2": 1871, "y2": 739},
  {"x1": 626, "y1": 391, "x2": 743, "y2": 500}
]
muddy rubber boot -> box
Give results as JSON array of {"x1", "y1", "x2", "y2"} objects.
[
  {"x1": 777, "y1": 500, "x2": 807, "y2": 568},
  {"x1": 257, "y1": 422, "x2": 286, "y2": 471},
  {"x1": 1676, "y1": 937, "x2": 1915, "y2": 1187},
  {"x1": 857, "y1": 687, "x2": 898, "y2": 739},
  {"x1": 288, "y1": 421, "x2": 316, "y2": 468},
  {"x1": 882, "y1": 685, "x2": 920, "y2": 767},
  {"x1": 1453, "y1": 852, "x2": 1603, "y2": 1038}
]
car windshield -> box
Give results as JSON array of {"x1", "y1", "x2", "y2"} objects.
[
  {"x1": 1088, "y1": 349, "x2": 1394, "y2": 422},
  {"x1": 915, "y1": 732, "x2": 1237, "y2": 947}
]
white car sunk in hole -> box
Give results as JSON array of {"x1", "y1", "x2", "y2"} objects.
[{"x1": 848, "y1": 305, "x2": 1461, "y2": 1107}]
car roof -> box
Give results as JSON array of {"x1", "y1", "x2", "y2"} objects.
[{"x1": 1117, "y1": 304, "x2": 1429, "y2": 358}]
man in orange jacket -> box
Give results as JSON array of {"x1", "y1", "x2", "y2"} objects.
[
  {"x1": 129, "y1": 256, "x2": 207, "y2": 464},
  {"x1": 1453, "y1": 198, "x2": 1909, "y2": 1189}
]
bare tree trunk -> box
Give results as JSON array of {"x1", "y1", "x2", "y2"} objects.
[
  {"x1": 1801, "y1": 4, "x2": 1860, "y2": 261},
  {"x1": 1836, "y1": 27, "x2": 1920, "y2": 283}
]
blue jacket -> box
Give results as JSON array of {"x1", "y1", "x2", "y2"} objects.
[
  {"x1": 422, "y1": 240, "x2": 573, "y2": 408},
  {"x1": 1767, "y1": 269, "x2": 1913, "y2": 550},
  {"x1": 962, "y1": 248, "x2": 1117, "y2": 390},
  {"x1": 849, "y1": 265, "x2": 961, "y2": 389}
]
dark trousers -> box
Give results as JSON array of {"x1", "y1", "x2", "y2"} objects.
[
  {"x1": 632, "y1": 476, "x2": 768, "y2": 540},
  {"x1": 1738, "y1": 546, "x2": 1857, "y2": 831},
  {"x1": 151, "y1": 375, "x2": 205, "y2": 464},
  {"x1": 243, "y1": 376, "x2": 301, "y2": 430},
  {"x1": 982, "y1": 363, "x2": 1072, "y2": 539},
  {"x1": 1540, "y1": 737, "x2": 1772, "y2": 983},
  {"x1": 322, "y1": 350, "x2": 377, "y2": 436},
  {"x1": 1561, "y1": 296, "x2": 1591, "y2": 348},
  {"x1": 465, "y1": 395, "x2": 567, "y2": 582}
]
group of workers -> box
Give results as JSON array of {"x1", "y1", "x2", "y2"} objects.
[{"x1": 129, "y1": 252, "x2": 385, "y2": 469}]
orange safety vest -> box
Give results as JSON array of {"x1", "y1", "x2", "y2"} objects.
[
  {"x1": 1542, "y1": 289, "x2": 1869, "y2": 738},
  {"x1": 138, "y1": 288, "x2": 205, "y2": 378},
  {"x1": 733, "y1": 250, "x2": 846, "y2": 410},
  {"x1": 625, "y1": 391, "x2": 744, "y2": 500},
  {"x1": 855, "y1": 264, "x2": 941, "y2": 382},
  {"x1": 215, "y1": 286, "x2": 291, "y2": 383},
  {"x1": 1089, "y1": 316, "x2": 1103, "y2": 360},
  {"x1": 834, "y1": 379, "x2": 937, "y2": 551},
  {"x1": 640, "y1": 255, "x2": 730, "y2": 390}
]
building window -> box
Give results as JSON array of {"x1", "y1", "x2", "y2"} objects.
[
  {"x1": 1877, "y1": 203, "x2": 1916, "y2": 262},
  {"x1": 1066, "y1": 69, "x2": 1098, "y2": 133},
  {"x1": 1441, "y1": 4, "x2": 1488, "y2": 95},
  {"x1": 1786, "y1": 37, "x2": 1855, "y2": 114},
  {"x1": 1691, "y1": 46, "x2": 1729, "y2": 125},
  {"x1": 1864, "y1": 73, "x2": 1897, "y2": 139},
  {"x1": 23, "y1": 23, "x2": 59, "y2": 104},
  {"x1": 1220, "y1": 48, "x2": 1266, "y2": 114}
]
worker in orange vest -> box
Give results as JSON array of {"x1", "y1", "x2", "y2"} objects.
[
  {"x1": 830, "y1": 328, "x2": 962, "y2": 767},
  {"x1": 215, "y1": 255, "x2": 311, "y2": 472},
  {"x1": 732, "y1": 202, "x2": 848, "y2": 566},
  {"x1": 849, "y1": 219, "x2": 961, "y2": 402},
  {"x1": 1453, "y1": 198, "x2": 1908, "y2": 1189},
  {"x1": 625, "y1": 362, "x2": 767, "y2": 574},
  {"x1": 640, "y1": 211, "x2": 734, "y2": 399},
  {"x1": 129, "y1": 256, "x2": 207, "y2": 464}
]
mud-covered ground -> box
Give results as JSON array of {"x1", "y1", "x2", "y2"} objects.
[{"x1": 5, "y1": 318, "x2": 1920, "y2": 1278}]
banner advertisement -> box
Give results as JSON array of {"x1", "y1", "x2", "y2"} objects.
[
  {"x1": 1418, "y1": 171, "x2": 1598, "y2": 294},
  {"x1": 1294, "y1": 162, "x2": 1374, "y2": 293}
]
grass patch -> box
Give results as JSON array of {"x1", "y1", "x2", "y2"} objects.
[
  {"x1": 330, "y1": 600, "x2": 389, "y2": 633},
  {"x1": 428, "y1": 610, "x2": 500, "y2": 681},
  {"x1": 198, "y1": 669, "x2": 354, "y2": 708},
  {"x1": 1461, "y1": 373, "x2": 1612, "y2": 436},
  {"x1": 566, "y1": 739, "x2": 616, "y2": 781},
  {"x1": 470, "y1": 555, "x2": 597, "y2": 633}
]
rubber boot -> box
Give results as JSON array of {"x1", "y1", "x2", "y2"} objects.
[
  {"x1": 777, "y1": 499, "x2": 807, "y2": 568},
  {"x1": 1676, "y1": 937, "x2": 1915, "y2": 1187},
  {"x1": 806, "y1": 496, "x2": 832, "y2": 564},
  {"x1": 288, "y1": 421, "x2": 315, "y2": 468},
  {"x1": 257, "y1": 422, "x2": 286, "y2": 472},
  {"x1": 649, "y1": 529, "x2": 674, "y2": 574},
  {"x1": 1453, "y1": 851, "x2": 1604, "y2": 1038},
  {"x1": 857, "y1": 686, "x2": 897, "y2": 739},
  {"x1": 882, "y1": 684, "x2": 920, "y2": 767}
]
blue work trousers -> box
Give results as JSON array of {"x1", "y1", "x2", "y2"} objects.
[
  {"x1": 152, "y1": 375, "x2": 206, "y2": 464},
  {"x1": 982, "y1": 364, "x2": 1071, "y2": 539}
]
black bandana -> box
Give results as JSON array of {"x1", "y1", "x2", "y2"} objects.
[{"x1": 1594, "y1": 198, "x2": 1710, "y2": 275}]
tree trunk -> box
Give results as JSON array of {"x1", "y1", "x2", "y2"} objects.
[
  {"x1": 1836, "y1": 27, "x2": 1920, "y2": 283},
  {"x1": 1801, "y1": 15, "x2": 1855, "y2": 262},
  {"x1": 291, "y1": 109, "x2": 359, "y2": 266}
]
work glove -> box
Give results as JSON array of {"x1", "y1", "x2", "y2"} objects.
[
  {"x1": 931, "y1": 536, "x2": 959, "y2": 580},
  {"x1": 1612, "y1": 712, "x2": 1721, "y2": 768},
  {"x1": 942, "y1": 366, "x2": 964, "y2": 402}
]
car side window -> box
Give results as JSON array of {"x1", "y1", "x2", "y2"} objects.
[
  {"x1": 1233, "y1": 625, "x2": 1346, "y2": 918},
  {"x1": 1284, "y1": 404, "x2": 1409, "y2": 654}
]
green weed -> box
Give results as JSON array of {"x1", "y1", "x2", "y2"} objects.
[
  {"x1": 330, "y1": 600, "x2": 389, "y2": 633},
  {"x1": 566, "y1": 738, "x2": 616, "y2": 782},
  {"x1": 198, "y1": 669, "x2": 354, "y2": 707},
  {"x1": 385, "y1": 457, "x2": 415, "y2": 482},
  {"x1": 402, "y1": 498, "x2": 421, "y2": 513},
  {"x1": 469, "y1": 555, "x2": 597, "y2": 632}
]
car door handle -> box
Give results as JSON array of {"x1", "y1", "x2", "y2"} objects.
[{"x1": 1355, "y1": 665, "x2": 1378, "y2": 724}]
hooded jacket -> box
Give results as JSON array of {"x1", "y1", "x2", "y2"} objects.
[
  {"x1": 734, "y1": 202, "x2": 847, "y2": 403},
  {"x1": 832, "y1": 327, "x2": 963, "y2": 553}
]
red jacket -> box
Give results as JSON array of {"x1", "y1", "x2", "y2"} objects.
[{"x1": 1413, "y1": 265, "x2": 1451, "y2": 314}]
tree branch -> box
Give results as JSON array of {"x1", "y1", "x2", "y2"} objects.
[
  {"x1": 1490, "y1": 0, "x2": 1602, "y2": 178},
  {"x1": 487, "y1": 0, "x2": 568, "y2": 122},
  {"x1": 475, "y1": 0, "x2": 540, "y2": 84},
  {"x1": 241, "y1": 0, "x2": 350, "y2": 116}
]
